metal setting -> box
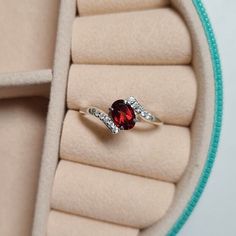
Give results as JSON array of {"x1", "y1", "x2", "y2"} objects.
[{"x1": 79, "y1": 96, "x2": 163, "y2": 134}]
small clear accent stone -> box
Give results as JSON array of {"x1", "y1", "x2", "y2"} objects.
[
  {"x1": 141, "y1": 111, "x2": 148, "y2": 117},
  {"x1": 89, "y1": 108, "x2": 119, "y2": 134},
  {"x1": 145, "y1": 113, "x2": 153, "y2": 120},
  {"x1": 106, "y1": 120, "x2": 112, "y2": 126},
  {"x1": 127, "y1": 96, "x2": 136, "y2": 104},
  {"x1": 104, "y1": 117, "x2": 109, "y2": 122},
  {"x1": 111, "y1": 127, "x2": 119, "y2": 134},
  {"x1": 107, "y1": 119, "x2": 112, "y2": 124},
  {"x1": 110, "y1": 123, "x2": 116, "y2": 129},
  {"x1": 131, "y1": 102, "x2": 139, "y2": 109},
  {"x1": 135, "y1": 108, "x2": 142, "y2": 114},
  {"x1": 99, "y1": 113, "x2": 105, "y2": 120},
  {"x1": 94, "y1": 111, "x2": 100, "y2": 117},
  {"x1": 89, "y1": 108, "x2": 96, "y2": 114}
]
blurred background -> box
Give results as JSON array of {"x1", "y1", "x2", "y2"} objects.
[{"x1": 180, "y1": 1, "x2": 236, "y2": 235}]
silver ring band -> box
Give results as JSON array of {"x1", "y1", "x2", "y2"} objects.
[{"x1": 79, "y1": 96, "x2": 163, "y2": 134}]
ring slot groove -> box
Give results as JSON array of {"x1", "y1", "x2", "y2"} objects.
[
  {"x1": 51, "y1": 161, "x2": 175, "y2": 228},
  {"x1": 72, "y1": 9, "x2": 192, "y2": 65}
]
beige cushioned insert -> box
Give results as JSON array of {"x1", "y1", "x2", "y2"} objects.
[
  {"x1": 0, "y1": 97, "x2": 48, "y2": 236},
  {"x1": 48, "y1": 211, "x2": 139, "y2": 236},
  {"x1": 60, "y1": 110, "x2": 190, "y2": 182},
  {"x1": 0, "y1": 0, "x2": 59, "y2": 73},
  {"x1": 67, "y1": 65, "x2": 197, "y2": 126},
  {"x1": 0, "y1": 70, "x2": 52, "y2": 99},
  {"x1": 77, "y1": 0, "x2": 169, "y2": 16},
  {"x1": 51, "y1": 161, "x2": 175, "y2": 228},
  {"x1": 72, "y1": 9, "x2": 192, "y2": 65},
  {"x1": 0, "y1": 84, "x2": 50, "y2": 99}
]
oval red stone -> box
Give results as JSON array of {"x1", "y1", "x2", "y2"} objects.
[{"x1": 111, "y1": 100, "x2": 136, "y2": 130}]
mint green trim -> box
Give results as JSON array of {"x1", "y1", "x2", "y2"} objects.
[{"x1": 167, "y1": 0, "x2": 223, "y2": 235}]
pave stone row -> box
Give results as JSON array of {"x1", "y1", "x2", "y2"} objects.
[
  {"x1": 126, "y1": 96, "x2": 155, "y2": 121},
  {"x1": 88, "y1": 107, "x2": 119, "y2": 134}
]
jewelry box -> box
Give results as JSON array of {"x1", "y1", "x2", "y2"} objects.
[{"x1": 0, "y1": 0, "x2": 223, "y2": 235}]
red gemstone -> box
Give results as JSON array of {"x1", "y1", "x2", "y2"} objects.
[{"x1": 111, "y1": 100, "x2": 136, "y2": 130}]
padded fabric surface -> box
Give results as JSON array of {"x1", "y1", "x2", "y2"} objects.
[
  {"x1": 48, "y1": 211, "x2": 139, "y2": 236},
  {"x1": 0, "y1": 84, "x2": 50, "y2": 99},
  {"x1": 47, "y1": 1, "x2": 196, "y2": 235},
  {"x1": 72, "y1": 9, "x2": 192, "y2": 65},
  {"x1": 0, "y1": 0, "x2": 59, "y2": 73},
  {"x1": 0, "y1": 70, "x2": 52, "y2": 99},
  {"x1": 67, "y1": 64, "x2": 197, "y2": 126},
  {"x1": 52, "y1": 2, "x2": 193, "y2": 233},
  {"x1": 77, "y1": 0, "x2": 169, "y2": 16},
  {"x1": 0, "y1": 70, "x2": 52, "y2": 87},
  {"x1": 60, "y1": 110, "x2": 190, "y2": 182},
  {"x1": 0, "y1": 97, "x2": 48, "y2": 236},
  {"x1": 51, "y1": 161, "x2": 175, "y2": 228},
  {"x1": 31, "y1": 0, "x2": 216, "y2": 235}
]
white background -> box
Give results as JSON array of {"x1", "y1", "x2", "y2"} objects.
[{"x1": 180, "y1": 1, "x2": 236, "y2": 236}]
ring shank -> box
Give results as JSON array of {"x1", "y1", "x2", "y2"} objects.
[{"x1": 139, "y1": 114, "x2": 163, "y2": 126}]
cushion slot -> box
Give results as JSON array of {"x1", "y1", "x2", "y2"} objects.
[
  {"x1": 51, "y1": 160, "x2": 175, "y2": 228},
  {"x1": 60, "y1": 110, "x2": 190, "y2": 183},
  {"x1": 47, "y1": 210, "x2": 139, "y2": 236},
  {"x1": 72, "y1": 9, "x2": 192, "y2": 65}
]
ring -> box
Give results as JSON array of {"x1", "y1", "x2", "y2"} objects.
[{"x1": 79, "y1": 96, "x2": 163, "y2": 134}]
